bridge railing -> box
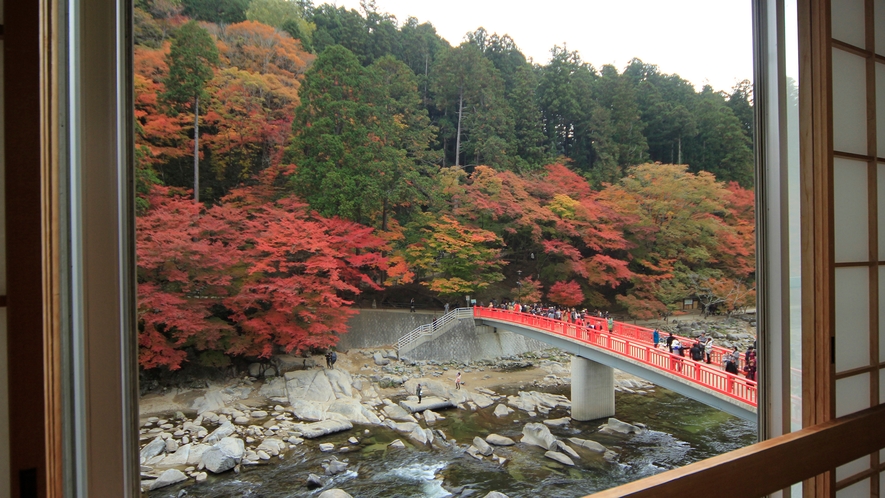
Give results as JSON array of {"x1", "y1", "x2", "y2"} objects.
[
  {"x1": 519, "y1": 311, "x2": 748, "y2": 370},
  {"x1": 474, "y1": 307, "x2": 757, "y2": 407}
]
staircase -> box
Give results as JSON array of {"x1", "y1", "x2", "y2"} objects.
[{"x1": 396, "y1": 307, "x2": 474, "y2": 357}]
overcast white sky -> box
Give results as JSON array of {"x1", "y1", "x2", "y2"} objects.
[{"x1": 332, "y1": 0, "x2": 754, "y2": 93}]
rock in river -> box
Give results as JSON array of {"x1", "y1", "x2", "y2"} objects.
[
  {"x1": 294, "y1": 419, "x2": 354, "y2": 439},
  {"x1": 202, "y1": 437, "x2": 245, "y2": 474},
  {"x1": 486, "y1": 434, "x2": 516, "y2": 446},
  {"x1": 473, "y1": 436, "x2": 494, "y2": 456},
  {"x1": 598, "y1": 417, "x2": 641, "y2": 435},
  {"x1": 544, "y1": 450, "x2": 575, "y2": 466},
  {"x1": 521, "y1": 423, "x2": 557, "y2": 451},
  {"x1": 146, "y1": 468, "x2": 187, "y2": 491}
]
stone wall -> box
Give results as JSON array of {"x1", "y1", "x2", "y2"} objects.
[{"x1": 339, "y1": 309, "x2": 549, "y2": 363}]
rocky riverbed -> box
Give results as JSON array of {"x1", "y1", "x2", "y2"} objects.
[
  {"x1": 140, "y1": 315, "x2": 758, "y2": 497},
  {"x1": 139, "y1": 349, "x2": 660, "y2": 496}
]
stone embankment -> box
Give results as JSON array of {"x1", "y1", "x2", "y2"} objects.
[{"x1": 139, "y1": 349, "x2": 653, "y2": 495}]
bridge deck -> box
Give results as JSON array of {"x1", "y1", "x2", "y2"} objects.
[{"x1": 473, "y1": 308, "x2": 757, "y2": 414}]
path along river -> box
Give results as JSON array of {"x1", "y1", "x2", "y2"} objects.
[{"x1": 148, "y1": 382, "x2": 756, "y2": 498}]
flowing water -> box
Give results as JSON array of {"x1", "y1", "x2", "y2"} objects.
[{"x1": 150, "y1": 385, "x2": 756, "y2": 497}]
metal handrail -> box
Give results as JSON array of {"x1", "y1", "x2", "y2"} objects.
[
  {"x1": 396, "y1": 307, "x2": 474, "y2": 353},
  {"x1": 474, "y1": 307, "x2": 757, "y2": 408}
]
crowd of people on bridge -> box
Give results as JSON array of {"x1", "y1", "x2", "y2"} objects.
[{"x1": 480, "y1": 299, "x2": 758, "y2": 384}]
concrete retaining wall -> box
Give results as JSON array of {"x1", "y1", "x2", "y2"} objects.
[{"x1": 339, "y1": 309, "x2": 550, "y2": 363}]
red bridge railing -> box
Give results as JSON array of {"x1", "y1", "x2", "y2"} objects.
[{"x1": 473, "y1": 307, "x2": 757, "y2": 408}]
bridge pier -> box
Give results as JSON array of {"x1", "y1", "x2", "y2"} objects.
[{"x1": 571, "y1": 356, "x2": 615, "y2": 421}]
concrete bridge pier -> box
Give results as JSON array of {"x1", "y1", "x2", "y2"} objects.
[{"x1": 570, "y1": 355, "x2": 615, "y2": 421}]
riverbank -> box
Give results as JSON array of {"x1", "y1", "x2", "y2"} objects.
[{"x1": 138, "y1": 314, "x2": 757, "y2": 496}]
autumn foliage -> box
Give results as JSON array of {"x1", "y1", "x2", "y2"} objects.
[
  {"x1": 137, "y1": 171, "x2": 387, "y2": 370},
  {"x1": 134, "y1": 7, "x2": 756, "y2": 371}
]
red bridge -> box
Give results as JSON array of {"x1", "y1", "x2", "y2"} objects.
[{"x1": 472, "y1": 307, "x2": 757, "y2": 421}]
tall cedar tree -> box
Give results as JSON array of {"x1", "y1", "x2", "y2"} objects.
[
  {"x1": 162, "y1": 21, "x2": 219, "y2": 203},
  {"x1": 288, "y1": 45, "x2": 436, "y2": 228}
]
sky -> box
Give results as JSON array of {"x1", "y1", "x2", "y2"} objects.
[{"x1": 332, "y1": 0, "x2": 754, "y2": 93}]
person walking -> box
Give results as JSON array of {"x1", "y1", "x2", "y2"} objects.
[
  {"x1": 744, "y1": 358, "x2": 757, "y2": 381},
  {"x1": 725, "y1": 348, "x2": 740, "y2": 374},
  {"x1": 329, "y1": 351, "x2": 337, "y2": 370},
  {"x1": 410, "y1": 298, "x2": 416, "y2": 312},
  {"x1": 652, "y1": 329, "x2": 660, "y2": 348},
  {"x1": 444, "y1": 302, "x2": 450, "y2": 313},
  {"x1": 455, "y1": 372, "x2": 462, "y2": 390},
  {"x1": 325, "y1": 351, "x2": 332, "y2": 369},
  {"x1": 666, "y1": 332, "x2": 675, "y2": 353},
  {"x1": 705, "y1": 337, "x2": 714, "y2": 363},
  {"x1": 416, "y1": 383, "x2": 423, "y2": 404}
]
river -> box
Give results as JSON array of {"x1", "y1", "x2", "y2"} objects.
[{"x1": 148, "y1": 382, "x2": 756, "y2": 498}]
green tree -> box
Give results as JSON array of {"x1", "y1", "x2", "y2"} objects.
[
  {"x1": 287, "y1": 46, "x2": 437, "y2": 227},
  {"x1": 247, "y1": 0, "x2": 315, "y2": 49},
  {"x1": 181, "y1": 0, "x2": 250, "y2": 24},
  {"x1": 683, "y1": 86, "x2": 755, "y2": 186},
  {"x1": 431, "y1": 43, "x2": 511, "y2": 168},
  {"x1": 162, "y1": 21, "x2": 219, "y2": 203}
]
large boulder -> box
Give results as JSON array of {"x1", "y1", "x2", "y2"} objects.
[
  {"x1": 567, "y1": 437, "x2": 606, "y2": 453},
  {"x1": 543, "y1": 417, "x2": 570, "y2": 427},
  {"x1": 258, "y1": 377, "x2": 288, "y2": 399},
  {"x1": 202, "y1": 437, "x2": 245, "y2": 474},
  {"x1": 324, "y1": 459, "x2": 349, "y2": 476},
  {"x1": 203, "y1": 421, "x2": 236, "y2": 444},
  {"x1": 544, "y1": 450, "x2": 575, "y2": 466},
  {"x1": 140, "y1": 436, "x2": 166, "y2": 463},
  {"x1": 286, "y1": 369, "x2": 353, "y2": 404},
  {"x1": 191, "y1": 389, "x2": 227, "y2": 414},
  {"x1": 147, "y1": 468, "x2": 187, "y2": 490},
  {"x1": 318, "y1": 490, "x2": 354, "y2": 498},
  {"x1": 290, "y1": 399, "x2": 327, "y2": 422},
  {"x1": 470, "y1": 392, "x2": 495, "y2": 409},
  {"x1": 493, "y1": 404, "x2": 514, "y2": 417},
  {"x1": 256, "y1": 438, "x2": 284, "y2": 457},
  {"x1": 328, "y1": 398, "x2": 382, "y2": 425},
  {"x1": 155, "y1": 443, "x2": 191, "y2": 468},
  {"x1": 399, "y1": 397, "x2": 454, "y2": 413},
  {"x1": 521, "y1": 423, "x2": 557, "y2": 450},
  {"x1": 598, "y1": 418, "x2": 641, "y2": 435},
  {"x1": 506, "y1": 391, "x2": 570, "y2": 413},
  {"x1": 382, "y1": 403, "x2": 418, "y2": 422},
  {"x1": 373, "y1": 352, "x2": 390, "y2": 366},
  {"x1": 407, "y1": 426, "x2": 434, "y2": 445},
  {"x1": 554, "y1": 440, "x2": 580, "y2": 459},
  {"x1": 292, "y1": 419, "x2": 353, "y2": 439},
  {"x1": 473, "y1": 436, "x2": 494, "y2": 456},
  {"x1": 486, "y1": 434, "x2": 516, "y2": 446},
  {"x1": 186, "y1": 443, "x2": 210, "y2": 466},
  {"x1": 484, "y1": 493, "x2": 510, "y2": 498}
]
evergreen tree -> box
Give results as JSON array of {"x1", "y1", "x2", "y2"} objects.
[
  {"x1": 162, "y1": 21, "x2": 219, "y2": 202},
  {"x1": 180, "y1": 0, "x2": 249, "y2": 24}
]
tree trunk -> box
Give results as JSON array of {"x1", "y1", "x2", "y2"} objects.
[
  {"x1": 677, "y1": 135, "x2": 683, "y2": 165},
  {"x1": 194, "y1": 94, "x2": 200, "y2": 203},
  {"x1": 455, "y1": 88, "x2": 463, "y2": 167}
]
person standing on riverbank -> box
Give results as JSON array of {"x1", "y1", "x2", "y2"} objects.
[
  {"x1": 455, "y1": 372, "x2": 462, "y2": 390},
  {"x1": 410, "y1": 298, "x2": 415, "y2": 312},
  {"x1": 416, "y1": 384, "x2": 423, "y2": 404}
]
